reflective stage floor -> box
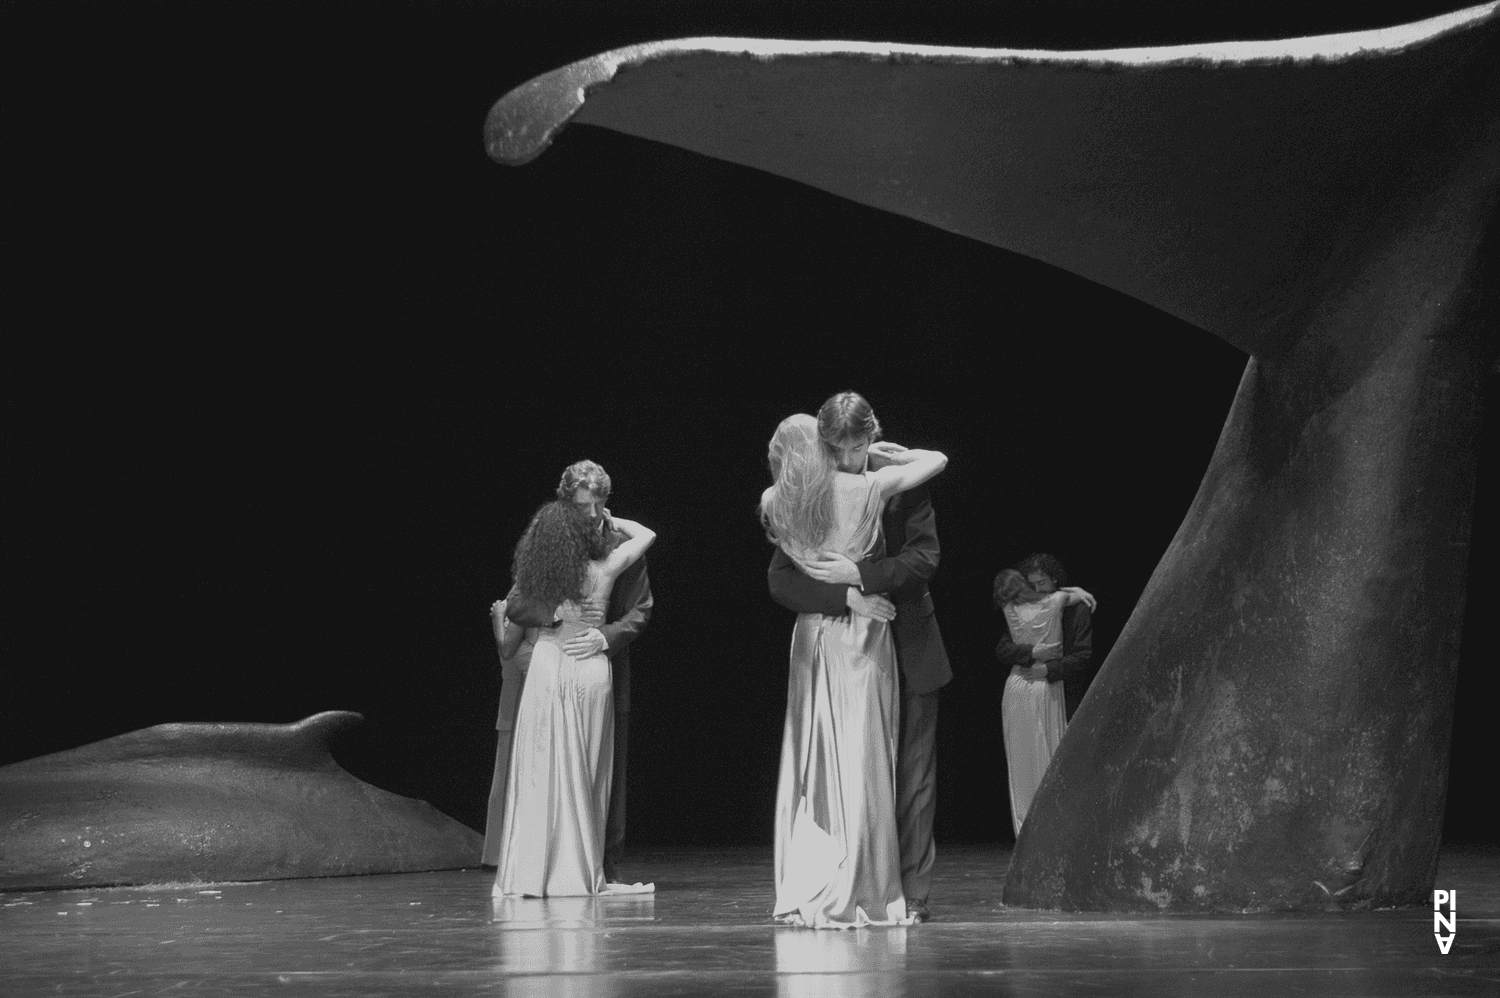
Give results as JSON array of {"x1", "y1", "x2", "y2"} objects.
[{"x1": 4, "y1": 845, "x2": 1497, "y2": 996}]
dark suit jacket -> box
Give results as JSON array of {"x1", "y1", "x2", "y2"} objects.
[
  {"x1": 767, "y1": 484, "x2": 953, "y2": 696},
  {"x1": 505, "y1": 521, "x2": 654, "y2": 713},
  {"x1": 995, "y1": 601, "x2": 1094, "y2": 719}
]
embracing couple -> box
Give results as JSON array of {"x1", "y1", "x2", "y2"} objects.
[
  {"x1": 489, "y1": 461, "x2": 655, "y2": 898},
  {"x1": 762, "y1": 391, "x2": 953, "y2": 928}
]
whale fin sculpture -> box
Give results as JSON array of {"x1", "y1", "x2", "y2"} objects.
[
  {"x1": 0, "y1": 712, "x2": 482, "y2": 890},
  {"x1": 486, "y1": 6, "x2": 1500, "y2": 910}
]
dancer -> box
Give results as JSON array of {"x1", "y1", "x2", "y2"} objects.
[
  {"x1": 993, "y1": 569, "x2": 1095, "y2": 837},
  {"x1": 769, "y1": 391, "x2": 952, "y2": 922},
  {"x1": 993, "y1": 553, "x2": 1094, "y2": 720},
  {"x1": 502, "y1": 460, "x2": 654, "y2": 884},
  {"x1": 492, "y1": 500, "x2": 654, "y2": 897},
  {"x1": 761, "y1": 412, "x2": 947, "y2": 928},
  {"x1": 479, "y1": 597, "x2": 535, "y2": 867}
]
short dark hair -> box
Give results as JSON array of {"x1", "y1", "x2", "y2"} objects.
[
  {"x1": 1017, "y1": 553, "x2": 1067, "y2": 588},
  {"x1": 816, "y1": 391, "x2": 882, "y2": 447}
]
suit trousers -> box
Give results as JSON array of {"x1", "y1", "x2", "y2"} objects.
[
  {"x1": 604, "y1": 710, "x2": 628, "y2": 878},
  {"x1": 481, "y1": 727, "x2": 515, "y2": 867},
  {"x1": 897, "y1": 684, "x2": 940, "y2": 904}
]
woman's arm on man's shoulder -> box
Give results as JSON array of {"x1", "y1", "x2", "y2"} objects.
[
  {"x1": 604, "y1": 516, "x2": 656, "y2": 574},
  {"x1": 870, "y1": 446, "x2": 947, "y2": 498}
]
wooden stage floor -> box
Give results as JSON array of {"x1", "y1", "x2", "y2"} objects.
[{"x1": 4, "y1": 845, "x2": 1497, "y2": 995}]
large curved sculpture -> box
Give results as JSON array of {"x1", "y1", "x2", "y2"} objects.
[
  {"x1": 485, "y1": 5, "x2": 1500, "y2": 910},
  {"x1": 0, "y1": 712, "x2": 482, "y2": 890}
]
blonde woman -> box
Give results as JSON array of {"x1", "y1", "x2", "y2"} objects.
[{"x1": 760, "y1": 411, "x2": 946, "y2": 928}]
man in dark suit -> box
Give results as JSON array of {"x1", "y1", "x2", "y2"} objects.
[
  {"x1": 487, "y1": 460, "x2": 653, "y2": 884},
  {"x1": 767, "y1": 392, "x2": 953, "y2": 923},
  {"x1": 994, "y1": 553, "x2": 1094, "y2": 720},
  {"x1": 480, "y1": 598, "x2": 532, "y2": 867}
]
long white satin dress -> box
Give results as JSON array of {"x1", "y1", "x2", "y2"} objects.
[
  {"x1": 773, "y1": 471, "x2": 913, "y2": 928},
  {"x1": 1000, "y1": 591, "x2": 1070, "y2": 837},
  {"x1": 494, "y1": 564, "x2": 615, "y2": 897}
]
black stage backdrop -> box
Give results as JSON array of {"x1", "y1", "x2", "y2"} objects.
[{"x1": 7, "y1": 1, "x2": 1496, "y2": 847}]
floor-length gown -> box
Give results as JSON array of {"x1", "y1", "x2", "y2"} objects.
[
  {"x1": 494, "y1": 565, "x2": 615, "y2": 897},
  {"x1": 1000, "y1": 592, "x2": 1070, "y2": 837},
  {"x1": 773, "y1": 472, "x2": 912, "y2": 928}
]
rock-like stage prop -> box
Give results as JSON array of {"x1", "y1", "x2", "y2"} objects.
[
  {"x1": 485, "y1": 5, "x2": 1500, "y2": 910},
  {"x1": 0, "y1": 712, "x2": 482, "y2": 890}
]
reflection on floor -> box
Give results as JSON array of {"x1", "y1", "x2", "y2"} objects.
[{"x1": 4, "y1": 845, "x2": 1497, "y2": 995}]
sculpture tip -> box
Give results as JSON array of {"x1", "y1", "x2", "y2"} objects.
[
  {"x1": 485, "y1": 55, "x2": 624, "y2": 164},
  {"x1": 484, "y1": 81, "x2": 565, "y2": 164}
]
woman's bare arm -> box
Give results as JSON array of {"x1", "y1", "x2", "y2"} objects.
[
  {"x1": 869, "y1": 446, "x2": 947, "y2": 498},
  {"x1": 1060, "y1": 586, "x2": 1097, "y2": 611},
  {"x1": 603, "y1": 516, "x2": 656, "y2": 576}
]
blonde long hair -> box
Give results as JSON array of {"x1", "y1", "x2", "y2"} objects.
[{"x1": 759, "y1": 414, "x2": 836, "y2": 550}]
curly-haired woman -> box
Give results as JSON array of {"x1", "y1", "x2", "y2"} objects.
[
  {"x1": 760, "y1": 409, "x2": 946, "y2": 928},
  {"x1": 492, "y1": 499, "x2": 654, "y2": 897}
]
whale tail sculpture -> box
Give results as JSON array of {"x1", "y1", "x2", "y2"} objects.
[
  {"x1": 0, "y1": 711, "x2": 483, "y2": 890},
  {"x1": 485, "y1": 5, "x2": 1500, "y2": 910}
]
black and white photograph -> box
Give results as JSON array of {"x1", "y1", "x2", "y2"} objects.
[{"x1": 5, "y1": 0, "x2": 1498, "y2": 992}]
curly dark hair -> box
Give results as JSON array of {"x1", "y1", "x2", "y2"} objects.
[
  {"x1": 1016, "y1": 553, "x2": 1068, "y2": 588},
  {"x1": 512, "y1": 501, "x2": 609, "y2": 606}
]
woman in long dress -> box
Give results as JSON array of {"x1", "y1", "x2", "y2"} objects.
[
  {"x1": 760, "y1": 413, "x2": 947, "y2": 928},
  {"x1": 993, "y1": 569, "x2": 1095, "y2": 837},
  {"x1": 493, "y1": 500, "x2": 655, "y2": 897}
]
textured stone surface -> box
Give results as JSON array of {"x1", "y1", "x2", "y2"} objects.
[
  {"x1": 0, "y1": 712, "x2": 482, "y2": 890},
  {"x1": 485, "y1": 5, "x2": 1500, "y2": 909},
  {"x1": 1004, "y1": 13, "x2": 1499, "y2": 912}
]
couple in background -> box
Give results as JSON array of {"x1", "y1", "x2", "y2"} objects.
[
  {"x1": 485, "y1": 461, "x2": 655, "y2": 897},
  {"x1": 994, "y1": 555, "x2": 1096, "y2": 836},
  {"x1": 762, "y1": 392, "x2": 953, "y2": 928}
]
